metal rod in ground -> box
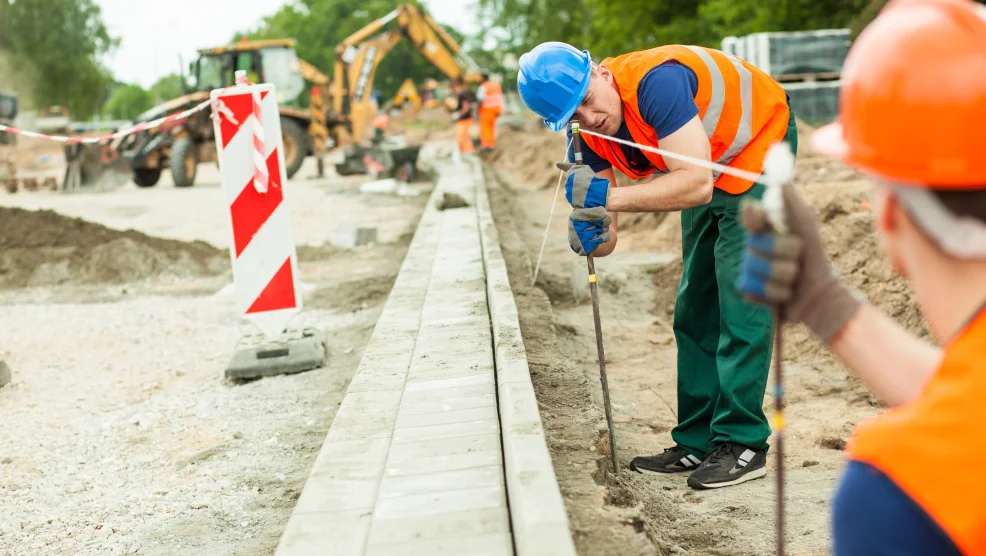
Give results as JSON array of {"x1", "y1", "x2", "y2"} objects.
[
  {"x1": 773, "y1": 309, "x2": 786, "y2": 556},
  {"x1": 588, "y1": 255, "x2": 619, "y2": 473}
]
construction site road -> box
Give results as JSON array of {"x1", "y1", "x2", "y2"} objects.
[{"x1": 0, "y1": 156, "x2": 431, "y2": 556}]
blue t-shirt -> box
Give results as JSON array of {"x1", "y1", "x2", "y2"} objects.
[
  {"x1": 832, "y1": 461, "x2": 961, "y2": 555},
  {"x1": 567, "y1": 61, "x2": 699, "y2": 173}
]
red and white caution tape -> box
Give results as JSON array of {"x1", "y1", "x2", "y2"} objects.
[
  {"x1": 0, "y1": 82, "x2": 258, "y2": 145},
  {"x1": 235, "y1": 70, "x2": 269, "y2": 195},
  {"x1": 0, "y1": 98, "x2": 214, "y2": 144}
]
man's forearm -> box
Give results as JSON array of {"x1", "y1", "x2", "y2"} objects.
[
  {"x1": 607, "y1": 169, "x2": 713, "y2": 212},
  {"x1": 828, "y1": 304, "x2": 942, "y2": 407}
]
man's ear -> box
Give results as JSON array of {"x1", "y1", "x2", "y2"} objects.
[{"x1": 597, "y1": 64, "x2": 613, "y2": 83}]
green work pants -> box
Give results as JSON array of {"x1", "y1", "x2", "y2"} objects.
[{"x1": 670, "y1": 104, "x2": 798, "y2": 458}]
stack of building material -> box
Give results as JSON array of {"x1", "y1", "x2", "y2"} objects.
[{"x1": 721, "y1": 29, "x2": 850, "y2": 126}]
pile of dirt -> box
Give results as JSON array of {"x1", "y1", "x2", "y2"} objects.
[
  {"x1": 489, "y1": 123, "x2": 569, "y2": 189},
  {"x1": 648, "y1": 152, "x2": 927, "y2": 361},
  {"x1": 0, "y1": 207, "x2": 227, "y2": 288}
]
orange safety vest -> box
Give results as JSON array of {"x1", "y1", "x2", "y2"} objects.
[
  {"x1": 847, "y1": 306, "x2": 986, "y2": 554},
  {"x1": 581, "y1": 45, "x2": 790, "y2": 195},
  {"x1": 479, "y1": 81, "x2": 504, "y2": 111}
]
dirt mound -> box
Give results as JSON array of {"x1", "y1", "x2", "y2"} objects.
[
  {"x1": 0, "y1": 207, "x2": 226, "y2": 288},
  {"x1": 649, "y1": 153, "x2": 927, "y2": 360},
  {"x1": 489, "y1": 123, "x2": 569, "y2": 189}
]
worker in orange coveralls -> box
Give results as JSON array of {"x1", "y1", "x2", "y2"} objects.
[
  {"x1": 736, "y1": 1, "x2": 986, "y2": 553},
  {"x1": 477, "y1": 73, "x2": 504, "y2": 156}
]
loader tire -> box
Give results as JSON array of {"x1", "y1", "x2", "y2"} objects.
[
  {"x1": 133, "y1": 168, "x2": 162, "y2": 188},
  {"x1": 170, "y1": 137, "x2": 198, "y2": 188},
  {"x1": 281, "y1": 118, "x2": 307, "y2": 179}
]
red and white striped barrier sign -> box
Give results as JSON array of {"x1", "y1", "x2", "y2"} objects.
[{"x1": 211, "y1": 81, "x2": 301, "y2": 339}]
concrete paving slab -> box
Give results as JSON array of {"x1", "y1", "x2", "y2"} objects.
[
  {"x1": 395, "y1": 405, "x2": 499, "y2": 429},
  {"x1": 403, "y1": 373, "x2": 492, "y2": 393},
  {"x1": 292, "y1": 476, "x2": 380, "y2": 514},
  {"x1": 378, "y1": 465, "x2": 503, "y2": 499},
  {"x1": 392, "y1": 418, "x2": 500, "y2": 445},
  {"x1": 374, "y1": 485, "x2": 506, "y2": 520},
  {"x1": 398, "y1": 394, "x2": 496, "y2": 416},
  {"x1": 363, "y1": 532, "x2": 512, "y2": 556},
  {"x1": 366, "y1": 506, "x2": 510, "y2": 546},
  {"x1": 277, "y1": 510, "x2": 372, "y2": 556}
]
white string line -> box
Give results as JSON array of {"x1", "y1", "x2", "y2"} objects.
[
  {"x1": 578, "y1": 128, "x2": 764, "y2": 184},
  {"x1": 532, "y1": 137, "x2": 573, "y2": 286}
]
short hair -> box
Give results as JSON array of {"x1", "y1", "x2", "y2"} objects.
[{"x1": 481, "y1": 73, "x2": 490, "y2": 81}]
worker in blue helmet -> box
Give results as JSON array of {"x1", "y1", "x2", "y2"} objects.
[{"x1": 517, "y1": 41, "x2": 798, "y2": 489}]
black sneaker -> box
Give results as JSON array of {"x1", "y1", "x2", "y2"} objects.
[
  {"x1": 687, "y1": 443, "x2": 767, "y2": 490},
  {"x1": 629, "y1": 445, "x2": 703, "y2": 474}
]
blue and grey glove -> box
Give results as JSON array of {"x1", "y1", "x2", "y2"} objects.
[
  {"x1": 557, "y1": 162, "x2": 612, "y2": 256},
  {"x1": 569, "y1": 207, "x2": 613, "y2": 256},
  {"x1": 736, "y1": 184, "x2": 862, "y2": 343},
  {"x1": 557, "y1": 162, "x2": 610, "y2": 210}
]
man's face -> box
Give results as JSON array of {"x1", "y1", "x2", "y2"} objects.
[{"x1": 571, "y1": 66, "x2": 623, "y2": 136}]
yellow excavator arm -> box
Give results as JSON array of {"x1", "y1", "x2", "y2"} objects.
[{"x1": 329, "y1": 3, "x2": 483, "y2": 145}]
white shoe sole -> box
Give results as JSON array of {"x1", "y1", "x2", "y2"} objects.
[
  {"x1": 632, "y1": 465, "x2": 696, "y2": 475},
  {"x1": 688, "y1": 465, "x2": 767, "y2": 489}
]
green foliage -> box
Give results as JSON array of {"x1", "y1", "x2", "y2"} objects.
[
  {"x1": 0, "y1": 0, "x2": 117, "y2": 119},
  {"x1": 150, "y1": 74, "x2": 185, "y2": 104},
  {"x1": 236, "y1": 0, "x2": 469, "y2": 99},
  {"x1": 475, "y1": 0, "x2": 968, "y2": 61},
  {"x1": 103, "y1": 84, "x2": 153, "y2": 120}
]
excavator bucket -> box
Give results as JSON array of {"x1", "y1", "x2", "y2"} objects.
[{"x1": 62, "y1": 142, "x2": 130, "y2": 192}]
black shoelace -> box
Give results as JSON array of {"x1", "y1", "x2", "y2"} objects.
[{"x1": 705, "y1": 443, "x2": 735, "y2": 465}]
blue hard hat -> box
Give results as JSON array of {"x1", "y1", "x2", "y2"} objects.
[{"x1": 517, "y1": 42, "x2": 592, "y2": 133}]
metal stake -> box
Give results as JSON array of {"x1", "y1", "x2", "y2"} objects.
[
  {"x1": 773, "y1": 309, "x2": 786, "y2": 556},
  {"x1": 572, "y1": 123, "x2": 619, "y2": 473}
]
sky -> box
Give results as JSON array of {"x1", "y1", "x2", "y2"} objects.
[{"x1": 95, "y1": 0, "x2": 482, "y2": 88}]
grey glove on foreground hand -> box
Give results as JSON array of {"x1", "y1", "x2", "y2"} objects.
[{"x1": 737, "y1": 184, "x2": 864, "y2": 343}]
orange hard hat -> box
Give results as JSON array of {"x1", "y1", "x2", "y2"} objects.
[{"x1": 812, "y1": 0, "x2": 986, "y2": 188}]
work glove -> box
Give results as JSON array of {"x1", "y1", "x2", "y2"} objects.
[
  {"x1": 556, "y1": 162, "x2": 613, "y2": 256},
  {"x1": 557, "y1": 162, "x2": 610, "y2": 209},
  {"x1": 569, "y1": 207, "x2": 612, "y2": 256},
  {"x1": 736, "y1": 184, "x2": 863, "y2": 343}
]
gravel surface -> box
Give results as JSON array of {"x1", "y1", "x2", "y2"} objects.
[{"x1": 0, "y1": 158, "x2": 430, "y2": 556}]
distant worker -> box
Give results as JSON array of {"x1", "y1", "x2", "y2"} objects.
[
  {"x1": 737, "y1": 0, "x2": 986, "y2": 553},
  {"x1": 477, "y1": 73, "x2": 504, "y2": 155},
  {"x1": 371, "y1": 112, "x2": 390, "y2": 143},
  {"x1": 518, "y1": 38, "x2": 797, "y2": 489},
  {"x1": 450, "y1": 79, "x2": 476, "y2": 162}
]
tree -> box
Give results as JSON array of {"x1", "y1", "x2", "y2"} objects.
[
  {"x1": 103, "y1": 84, "x2": 153, "y2": 120},
  {"x1": 150, "y1": 74, "x2": 185, "y2": 104},
  {"x1": 0, "y1": 0, "x2": 116, "y2": 118}
]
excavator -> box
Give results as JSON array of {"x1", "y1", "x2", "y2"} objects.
[{"x1": 64, "y1": 3, "x2": 481, "y2": 191}]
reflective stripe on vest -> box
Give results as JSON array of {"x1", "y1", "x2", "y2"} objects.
[
  {"x1": 480, "y1": 81, "x2": 504, "y2": 110},
  {"x1": 581, "y1": 45, "x2": 789, "y2": 194},
  {"x1": 847, "y1": 306, "x2": 986, "y2": 554}
]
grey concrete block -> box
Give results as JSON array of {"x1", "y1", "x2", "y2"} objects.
[
  {"x1": 374, "y1": 485, "x2": 506, "y2": 520},
  {"x1": 403, "y1": 373, "x2": 492, "y2": 393},
  {"x1": 395, "y1": 405, "x2": 498, "y2": 429},
  {"x1": 276, "y1": 510, "x2": 372, "y2": 556},
  {"x1": 378, "y1": 466, "x2": 503, "y2": 499},
  {"x1": 398, "y1": 394, "x2": 495, "y2": 416},
  {"x1": 225, "y1": 328, "x2": 327, "y2": 381},
  {"x1": 0, "y1": 360, "x2": 10, "y2": 389},
  {"x1": 292, "y1": 476, "x2": 379, "y2": 514},
  {"x1": 392, "y1": 418, "x2": 500, "y2": 445},
  {"x1": 366, "y1": 506, "x2": 510, "y2": 546},
  {"x1": 310, "y1": 438, "x2": 391, "y2": 482},
  {"x1": 364, "y1": 532, "x2": 512, "y2": 556},
  {"x1": 385, "y1": 434, "x2": 502, "y2": 476}
]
